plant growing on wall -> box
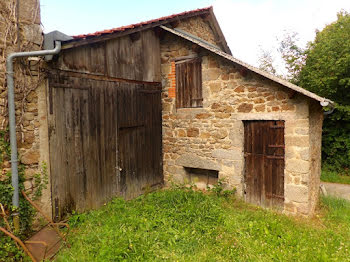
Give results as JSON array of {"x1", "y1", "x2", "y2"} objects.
[
  {"x1": 0, "y1": 0, "x2": 44, "y2": 136},
  {"x1": 32, "y1": 161, "x2": 49, "y2": 200},
  {"x1": 0, "y1": 130, "x2": 34, "y2": 261}
]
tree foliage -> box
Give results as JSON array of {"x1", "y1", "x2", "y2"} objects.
[
  {"x1": 298, "y1": 11, "x2": 350, "y2": 173},
  {"x1": 278, "y1": 32, "x2": 307, "y2": 83},
  {"x1": 257, "y1": 11, "x2": 350, "y2": 173},
  {"x1": 258, "y1": 48, "x2": 277, "y2": 75},
  {"x1": 322, "y1": 105, "x2": 350, "y2": 173},
  {"x1": 257, "y1": 31, "x2": 306, "y2": 82},
  {"x1": 298, "y1": 11, "x2": 350, "y2": 105}
]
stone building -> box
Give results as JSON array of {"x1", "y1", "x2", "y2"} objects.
[
  {"x1": 1, "y1": 5, "x2": 333, "y2": 218},
  {"x1": 0, "y1": 0, "x2": 52, "y2": 213},
  {"x1": 154, "y1": 8, "x2": 332, "y2": 216},
  {"x1": 159, "y1": 23, "x2": 329, "y2": 216}
]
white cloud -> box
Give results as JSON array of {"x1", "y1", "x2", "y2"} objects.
[{"x1": 213, "y1": 0, "x2": 350, "y2": 68}]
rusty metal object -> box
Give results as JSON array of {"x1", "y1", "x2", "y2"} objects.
[
  {"x1": 21, "y1": 191, "x2": 70, "y2": 245},
  {"x1": 0, "y1": 203, "x2": 11, "y2": 232},
  {"x1": 1, "y1": 203, "x2": 20, "y2": 249},
  {"x1": 24, "y1": 240, "x2": 48, "y2": 260},
  {"x1": 266, "y1": 156, "x2": 285, "y2": 160},
  {"x1": 268, "y1": 145, "x2": 285, "y2": 148},
  {"x1": 0, "y1": 227, "x2": 37, "y2": 262},
  {"x1": 0, "y1": 193, "x2": 70, "y2": 261},
  {"x1": 25, "y1": 226, "x2": 63, "y2": 261}
]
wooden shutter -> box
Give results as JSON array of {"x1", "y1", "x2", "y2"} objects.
[{"x1": 175, "y1": 58, "x2": 202, "y2": 108}]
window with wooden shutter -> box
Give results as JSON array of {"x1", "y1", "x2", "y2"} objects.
[{"x1": 175, "y1": 57, "x2": 202, "y2": 108}]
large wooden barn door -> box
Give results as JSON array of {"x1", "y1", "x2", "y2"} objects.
[
  {"x1": 48, "y1": 74, "x2": 162, "y2": 220},
  {"x1": 244, "y1": 121, "x2": 285, "y2": 208}
]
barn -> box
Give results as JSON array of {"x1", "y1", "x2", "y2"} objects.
[{"x1": 22, "y1": 7, "x2": 333, "y2": 219}]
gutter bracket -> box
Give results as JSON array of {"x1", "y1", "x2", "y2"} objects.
[
  {"x1": 44, "y1": 30, "x2": 73, "y2": 61},
  {"x1": 320, "y1": 99, "x2": 335, "y2": 115}
]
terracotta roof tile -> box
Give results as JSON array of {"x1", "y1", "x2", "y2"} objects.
[{"x1": 73, "y1": 6, "x2": 211, "y2": 40}]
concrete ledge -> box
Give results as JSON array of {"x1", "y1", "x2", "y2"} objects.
[{"x1": 175, "y1": 153, "x2": 221, "y2": 171}]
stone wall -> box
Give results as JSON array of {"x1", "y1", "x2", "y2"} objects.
[
  {"x1": 176, "y1": 16, "x2": 218, "y2": 47},
  {"x1": 160, "y1": 31, "x2": 322, "y2": 216},
  {"x1": 0, "y1": 0, "x2": 51, "y2": 215},
  {"x1": 308, "y1": 100, "x2": 323, "y2": 214}
]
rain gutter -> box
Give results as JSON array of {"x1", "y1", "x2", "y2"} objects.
[{"x1": 6, "y1": 39, "x2": 61, "y2": 230}]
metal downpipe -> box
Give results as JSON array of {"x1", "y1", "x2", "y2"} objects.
[{"x1": 6, "y1": 41, "x2": 61, "y2": 230}]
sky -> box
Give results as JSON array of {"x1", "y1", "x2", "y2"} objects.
[{"x1": 40, "y1": 0, "x2": 350, "y2": 68}]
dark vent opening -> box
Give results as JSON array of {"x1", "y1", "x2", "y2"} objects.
[{"x1": 184, "y1": 167, "x2": 218, "y2": 189}]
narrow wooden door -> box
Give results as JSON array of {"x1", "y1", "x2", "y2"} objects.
[
  {"x1": 117, "y1": 83, "x2": 163, "y2": 199},
  {"x1": 244, "y1": 121, "x2": 285, "y2": 208}
]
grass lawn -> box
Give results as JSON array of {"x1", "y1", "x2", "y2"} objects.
[
  {"x1": 56, "y1": 189, "x2": 350, "y2": 262},
  {"x1": 321, "y1": 169, "x2": 350, "y2": 185}
]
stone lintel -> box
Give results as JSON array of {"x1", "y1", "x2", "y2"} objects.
[{"x1": 175, "y1": 153, "x2": 221, "y2": 171}]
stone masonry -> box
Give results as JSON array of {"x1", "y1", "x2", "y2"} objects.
[
  {"x1": 177, "y1": 16, "x2": 218, "y2": 46},
  {"x1": 160, "y1": 17, "x2": 323, "y2": 216},
  {"x1": 0, "y1": 0, "x2": 51, "y2": 216}
]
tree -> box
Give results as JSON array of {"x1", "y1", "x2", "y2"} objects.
[
  {"x1": 298, "y1": 11, "x2": 350, "y2": 105},
  {"x1": 257, "y1": 32, "x2": 306, "y2": 82},
  {"x1": 298, "y1": 11, "x2": 350, "y2": 173},
  {"x1": 258, "y1": 48, "x2": 277, "y2": 75},
  {"x1": 278, "y1": 31, "x2": 307, "y2": 83},
  {"x1": 258, "y1": 12, "x2": 350, "y2": 172}
]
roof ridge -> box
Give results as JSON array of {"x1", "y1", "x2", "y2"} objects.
[{"x1": 73, "y1": 6, "x2": 212, "y2": 39}]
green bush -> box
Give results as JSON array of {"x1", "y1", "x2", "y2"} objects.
[
  {"x1": 322, "y1": 105, "x2": 350, "y2": 174},
  {"x1": 321, "y1": 169, "x2": 350, "y2": 184},
  {"x1": 0, "y1": 130, "x2": 34, "y2": 262},
  {"x1": 298, "y1": 11, "x2": 350, "y2": 105},
  {"x1": 297, "y1": 12, "x2": 350, "y2": 175},
  {"x1": 0, "y1": 172, "x2": 35, "y2": 262}
]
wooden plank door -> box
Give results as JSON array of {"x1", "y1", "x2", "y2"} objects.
[
  {"x1": 49, "y1": 73, "x2": 163, "y2": 220},
  {"x1": 244, "y1": 120, "x2": 285, "y2": 208},
  {"x1": 117, "y1": 83, "x2": 163, "y2": 199},
  {"x1": 48, "y1": 76, "x2": 119, "y2": 220}
]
